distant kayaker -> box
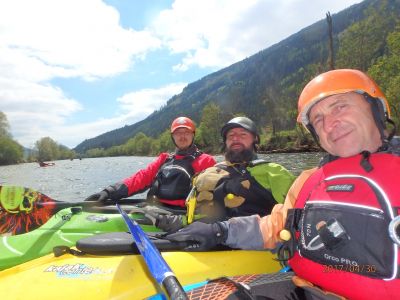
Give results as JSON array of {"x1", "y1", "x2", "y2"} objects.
[
  {"x1": 84, "y1": 117, "x2": 216, "y2": 209},
  {"x1": 38, "y1": 160, "x2": 55, "y2": 167},
  {"x1": 166, "y1": 69, "x2": 400, "y2": 299},
  {"x1": 154, "y1": 116, "x2": 295, "y2": 232}
]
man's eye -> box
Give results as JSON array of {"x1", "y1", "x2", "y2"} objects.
[
  {"x1": 312, "y1": 118, "x2": 322, "y2": 127},
  {"x1": 333, "y1": 104, "x2": 347, "y2": 114}
]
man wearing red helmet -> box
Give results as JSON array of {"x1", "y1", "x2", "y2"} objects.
[
  {"x1": 85, "y1": 117, "x2": 216, "y2": 209},
  {"x1": 167, "y1": 70, "x2": 400, "y2": 299}
]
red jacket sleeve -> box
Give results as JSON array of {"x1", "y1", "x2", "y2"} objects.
[
  {"x1": 122, "y1": 153, "x2": 169, "y2": 196},
  {"x1": 192, "y1": 153, "x2": 216, "y2": 174}
]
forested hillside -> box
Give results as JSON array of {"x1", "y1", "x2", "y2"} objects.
[{"x1": 75, "y1": 0, "x2": 400, "y2": 155}]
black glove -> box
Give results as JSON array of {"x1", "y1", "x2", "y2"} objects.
[
  {"x1": 164, "y1": 221, "x2": 228, "y2": 251},
  {"x1": 155, "y1": 214, "x2": 186, "y2": 233},
  {"x1": 84, "y1": 183, "x2": 129, "y2": 203},
  {"x1": 223, "y1": 178, "x2": 250, "y2": 197}
]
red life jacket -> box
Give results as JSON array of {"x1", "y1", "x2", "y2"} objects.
[{"x1": 288, "y1": 152, "x2": 400, "y2": 300}]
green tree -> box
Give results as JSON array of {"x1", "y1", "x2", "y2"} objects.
[
  {"x1": 0, "y1": 111, "x2": 10, "y2": 137},
  {"x1": 133, "y1": 133, "x2": 152, "y2": 156},
  {"x1": 120, "y1": 132, "x2": 154, "y2": 156},
  {"x1": 369, "y1": 25, "x2": 400, "y2": 129},
  {"x1": 197, "y1": 102, "x2": 224, "y2": 153},
  {"x1": 106, "y1": 145, "x2": 124, "y2": 157},
  {"x1": 336, "y1": 2, "x2": 397, "y2": 71},
  {"x1": 0, "y1": 112, "x2": 24, "y2": 165},
  {"x1": 157, "y1": 129, "x2": 175, "y2": 153},
  {"x1": 86, "y1": 148, "x2": 106, "y2": 157},
  {"x1": 35, "y1": 137, "x2": 60, "y2": 161},
  {"x1": 58, "y1": 144, "x2": 76, "y2": 159},
  {"x1": 0, "y1": 136, "x2": 23, "y2": 165}
]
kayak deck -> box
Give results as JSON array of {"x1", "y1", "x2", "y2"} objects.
[
  {"x1": 0, "y1": 249, "x2": 281, "y2": 299},
  {"x1": 0, "y1": 207, "x2": 158, "y2": 270}
]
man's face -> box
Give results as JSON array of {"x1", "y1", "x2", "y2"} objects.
[
  {"x1": 172, "y1": 127, "x2": 194, "y2": 150},
  {"x1": 309, "y1": 92, "x2": 382, "y2": 157},
  {"x1": 225, "y1": 127, "x2": 255, "y2": 162},
  {"x1": 226, "y1": 127, "x2": 255, "y2": 151}
]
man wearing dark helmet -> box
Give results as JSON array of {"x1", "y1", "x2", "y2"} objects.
[{"x1": 155, "y1": 116, "x2": 295, "y2": 232}]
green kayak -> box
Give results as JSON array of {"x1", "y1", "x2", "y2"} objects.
[{"x1": 0, "y1": 206, "x2": 160, "y2": 270}]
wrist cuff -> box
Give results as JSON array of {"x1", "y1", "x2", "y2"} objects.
[{"x1": 215, "y1": 221, "x2": 229, "y2": 244}]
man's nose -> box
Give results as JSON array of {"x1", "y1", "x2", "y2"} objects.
[
  {"x1": 231, "y1": 134, "x2": 240, "y2": 141},
  {"x1": 323, "y1": 113, "x2": 339, "y2": 132}
]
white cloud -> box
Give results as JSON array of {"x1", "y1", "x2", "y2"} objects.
[
  {"x1": 116, "y1": 82, "x2": 187, "y2": 124},
  {"x1": 0, "y1": 0, "x2": 161, "y2": 81},
  {"x1": 13, "y1": 83, "x2": 188, "y2": 148},
  {"x1": 40, "y1": 117, "x2": 125, "y2": 149},
  {"x1": 0, "y1": 0, "x2": 161, "y2": 148},
  {"x1": 0, "y1": 0, "x2": 364, "y2": 149},
  {"x1": 151, "y1": 0, "x2": 363, "y2": 71}
]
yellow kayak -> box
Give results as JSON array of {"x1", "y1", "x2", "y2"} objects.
[{"x1": 0, "y1": 249, "x2": 280, "y2": 299}]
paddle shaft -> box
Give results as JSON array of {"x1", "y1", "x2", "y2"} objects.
[
  {"x1": 116, "y1": 204, "x2": 188, "y2": 300},
  {"x1": 36, "y1": 198, "x2": 145, "y2": 209}
]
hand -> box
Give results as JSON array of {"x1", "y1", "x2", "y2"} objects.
[
  {"x1": 211, "y1": 178, "x2": 249, "y2": 211},
  {"x1": 164, "y1": 221, "x2": 228, "y2": 251},
  {"x1": 84, "y1": 190, "x2": 109, "y2": 203},
  {"x1": 84, "y1": 183, "x2": 128, "y2": 204},
  {"x1": 155, "y1": 214, "x2": 186, "y2": 233},
  {"x1": 223, "y1": 178, "x2": 250, "y2": 196}
]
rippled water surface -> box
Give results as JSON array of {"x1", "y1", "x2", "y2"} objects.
[{"x1": 0, "y1": 153, "x2": 323, "y2": 202}]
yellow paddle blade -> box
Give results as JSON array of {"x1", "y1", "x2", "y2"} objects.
[{"x1": 185, "y1": 187, "x2": 197, "y2": 224}]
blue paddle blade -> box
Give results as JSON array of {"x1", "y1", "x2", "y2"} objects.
[{"x1": 116, "y1": 204, "x2": 173, "y2": 284}]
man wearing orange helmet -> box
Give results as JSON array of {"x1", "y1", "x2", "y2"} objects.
[
  {"x1": 166, "y1": 69, "x2": 400, "y2": 299},
  {"x1": 85, "y1": 116, "x2": 216, "y2": 209}
]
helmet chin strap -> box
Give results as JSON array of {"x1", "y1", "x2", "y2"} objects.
[
  {"x1": 306, "y1": 123, "x2": 323, "y2": 151},
  {"x1": 363, "y1": 94, "x2": 397, "y2": 147}
]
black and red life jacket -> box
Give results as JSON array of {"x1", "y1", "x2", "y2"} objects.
[
  {"x1": 286, "y1": 151, "x2": 400, "y2": 299},
  {"x1": 148, "y1": 151, "x2": 202, "y2": 202}
]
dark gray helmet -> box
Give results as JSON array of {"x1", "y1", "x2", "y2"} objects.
[{"x1": 221, "y1": 116, "x2": 259, "y2": 144}]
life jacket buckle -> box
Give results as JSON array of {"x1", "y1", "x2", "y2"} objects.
[{"x1": 277, "y1": 208, "x2": 302, "y2": 264}]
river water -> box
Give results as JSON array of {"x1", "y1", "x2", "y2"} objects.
[{"x1": 0, "y1": 153, "x2": 323, "y2": 202}]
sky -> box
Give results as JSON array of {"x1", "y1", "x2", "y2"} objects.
[{"x1": 0, "y1": 0, "x2": 363, "y2": 149}]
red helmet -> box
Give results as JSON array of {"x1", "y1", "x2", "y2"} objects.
[{"x1": 170, "y1": 117, "x2": 196, "y2": 133}]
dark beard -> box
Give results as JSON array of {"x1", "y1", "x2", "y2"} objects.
[{"x1": 225, "y1": 148, "x2": 255, "y2": 163}]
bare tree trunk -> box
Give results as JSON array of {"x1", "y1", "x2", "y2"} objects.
[{"x1": 326, "y1": 12, "x2": 335, "y2": 70}]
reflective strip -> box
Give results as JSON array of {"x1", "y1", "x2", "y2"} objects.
[
  {"x1": 2, "y1": 236, "x2": 23, "y2": 255},
  {"x1": 326, "y1": 174, "x2": 394, "y2": 218},
  {"x1": 305, "y1": 200, "x2": 383, "y2": 213},
  {"x1": 57, "y1": 232, "x2": 93, "y2": 244}
]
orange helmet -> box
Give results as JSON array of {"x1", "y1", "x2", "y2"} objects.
[
  {"x1": 297, "y1": 69, "x2": 390, "y2": 127},
  {"x1": 170, "y1": 117, "x2": 196, "y2": 133}
]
